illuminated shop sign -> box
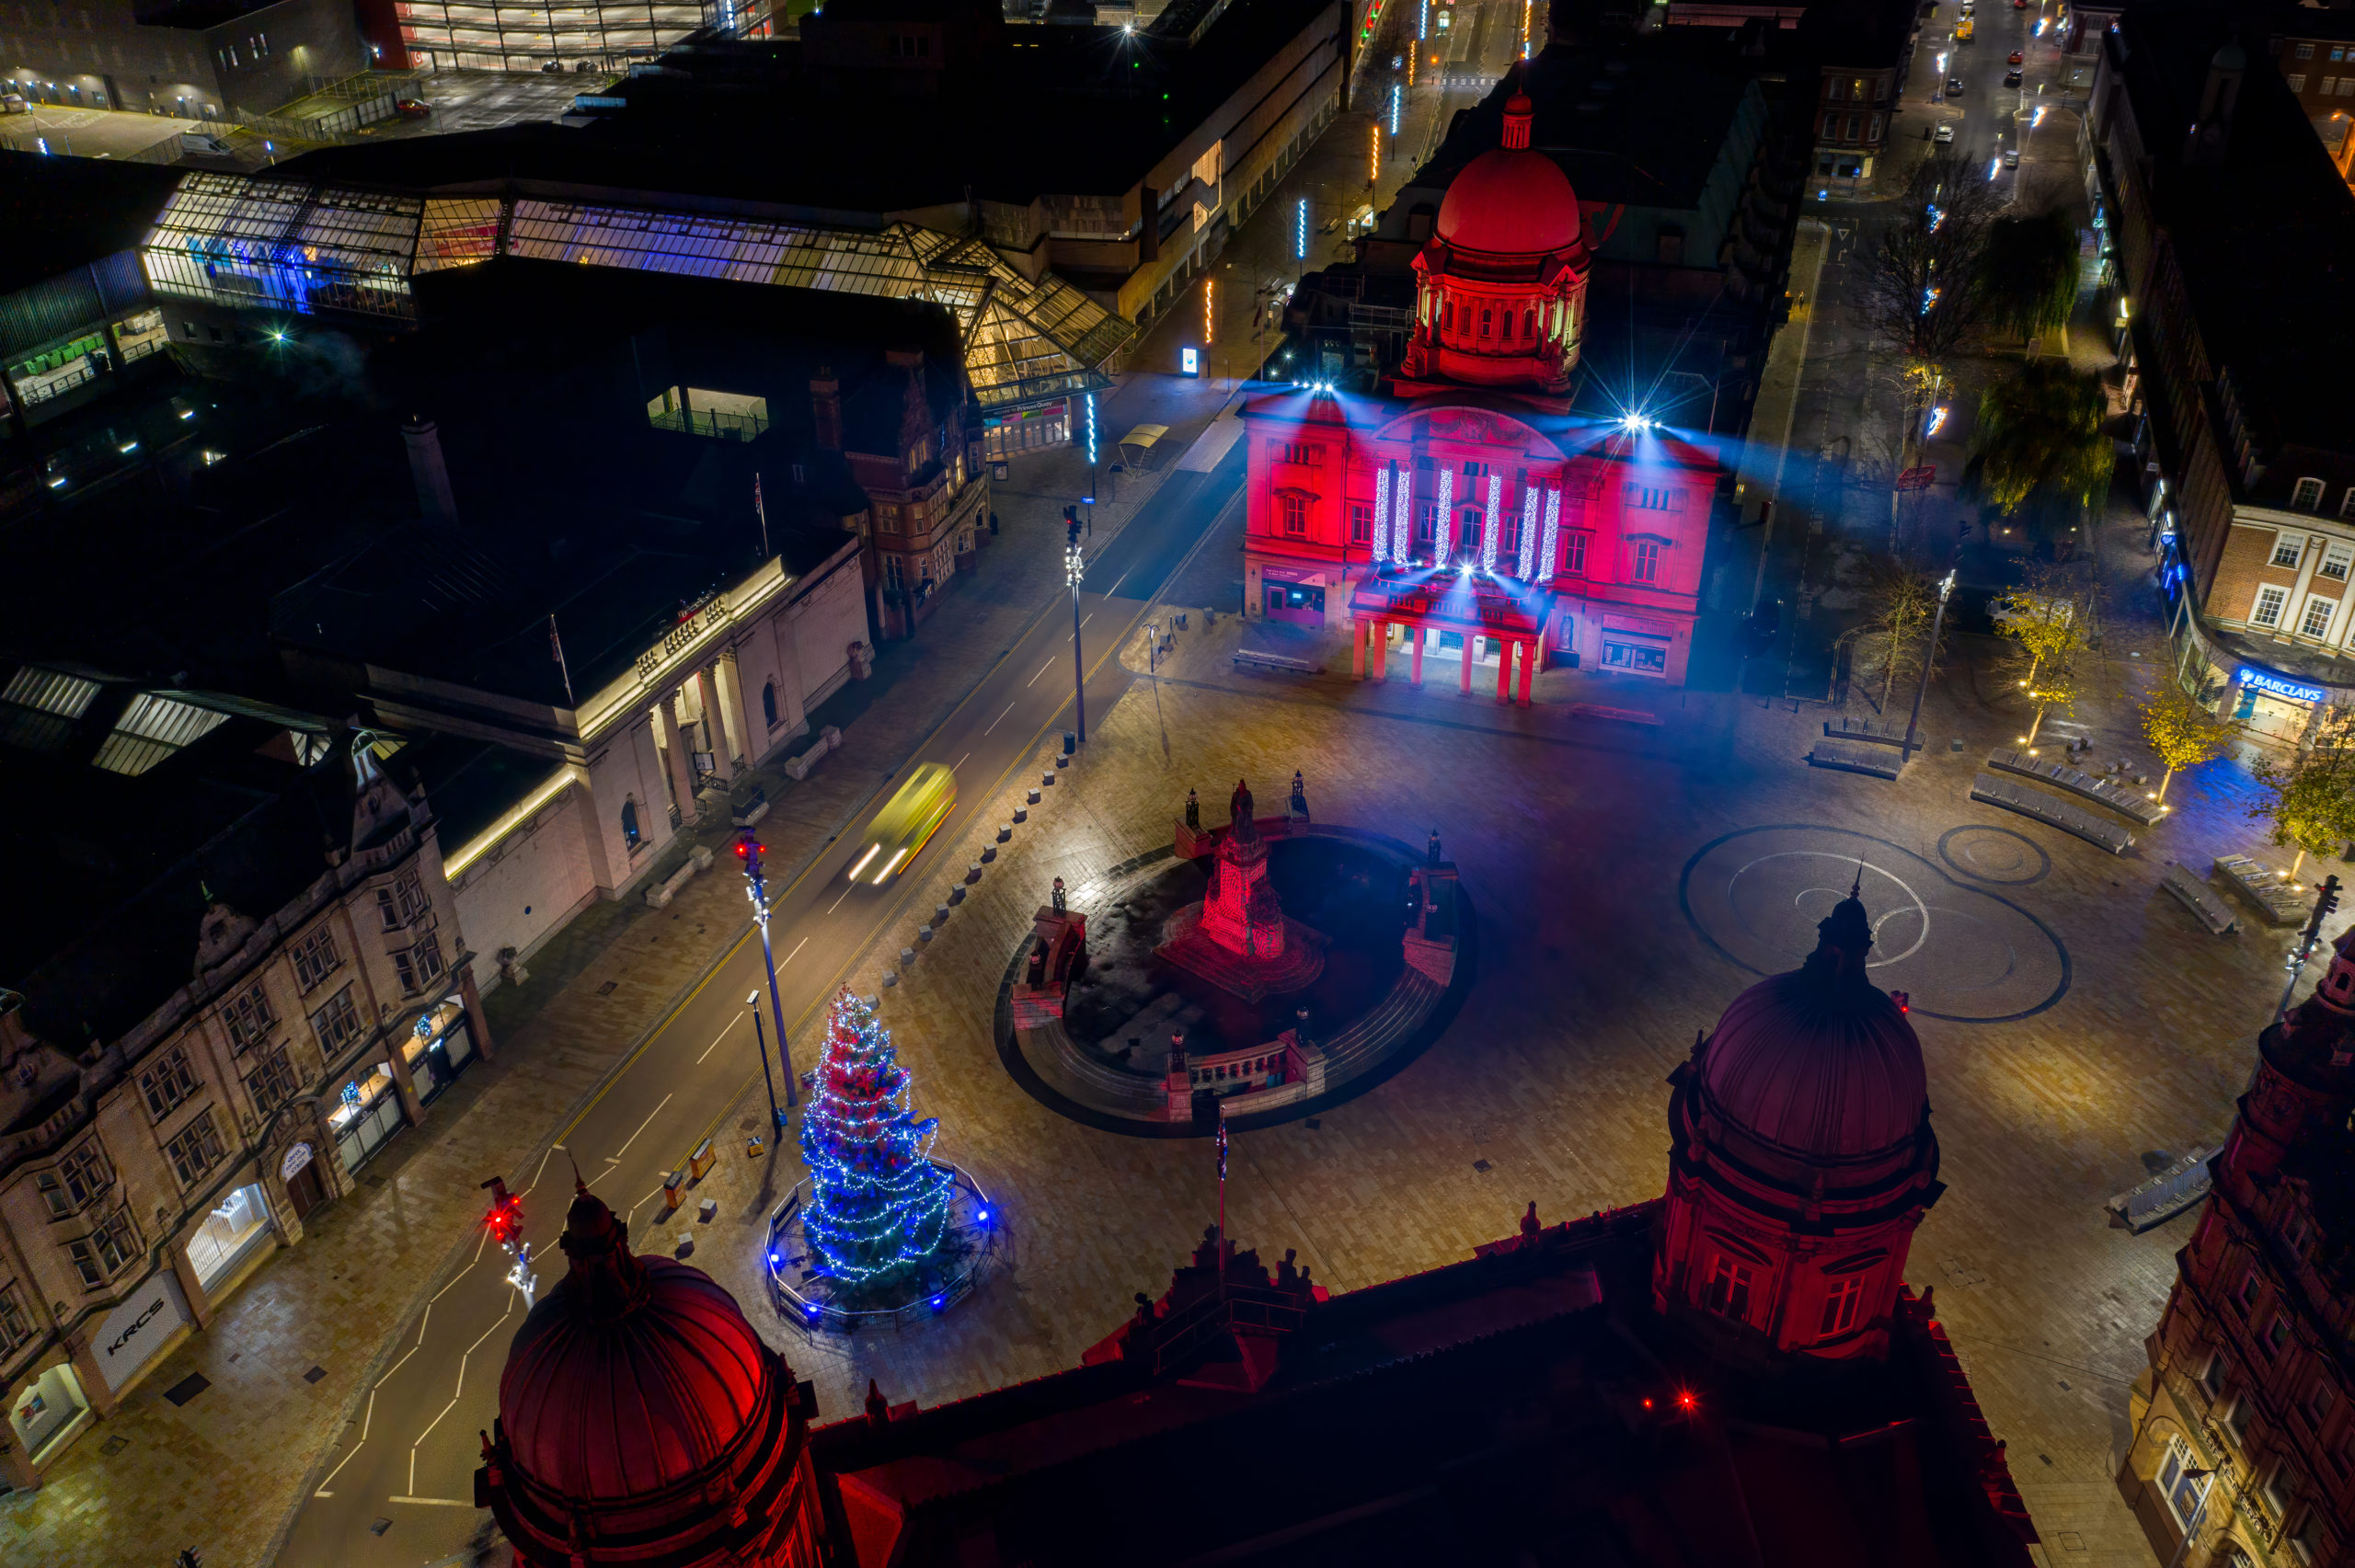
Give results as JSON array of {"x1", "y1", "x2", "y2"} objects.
[{"x1": 2237, "y1": 667, "x2": 2328, "y2": 704}]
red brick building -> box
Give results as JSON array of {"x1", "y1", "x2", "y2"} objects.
[{"x1": 1240, "y1": 93, "x2": 1721, "y2": 694}]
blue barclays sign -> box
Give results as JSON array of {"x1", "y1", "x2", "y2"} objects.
[{"x1": 2237, "y1": 667, "x2": 2329, "y2": 704}]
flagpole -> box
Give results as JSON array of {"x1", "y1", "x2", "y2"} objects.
[
  {"x1": 548, "y1": 614, "x2": 575, "y2": 707},
  {"x1": 755, "y1": 473, "x2": 771, "y2": 561}
]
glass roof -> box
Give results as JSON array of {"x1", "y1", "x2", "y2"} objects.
[{"x1": 143, "y1": 174, "x2": 1128, "y2": 408}]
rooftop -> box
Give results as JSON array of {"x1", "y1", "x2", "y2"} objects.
[{"x1": 0, "y1": 150, "x2": 182, "y2": 300}]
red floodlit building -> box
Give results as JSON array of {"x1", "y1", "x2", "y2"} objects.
[{"x1": 1240, "y1": 92, "x2": 1723, "y2": 694}]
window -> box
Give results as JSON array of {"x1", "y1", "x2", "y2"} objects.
[
  {"x1": 1280, "y1": 494, "x2": 1306, "y2": 537},
  {"x1": 2294, "y1": 478, "x2": 2327, "y2": 512},
  {"x1": 1522, "y1": 309, "x2": 1535, "y2": 339},
  {"x1": 2264, "y1": 1462, "x2": 2293, "y2": 1517},
  {"x1": 1705, "y1": 1256, "x2": 1755, "y2": 1321},
  {"x1": 2202, "y1": 1351, "x2": 2228, "y2": 1399},
  {"x1": 2254, "y1": 586, "x2": 2290, "y2": 627},
  {"x1": 394, "y1": 931, "x2": 445, "y2": 995},
  {"x1": 2323, "y1": 548, "x2": 2353, "y2": 582},
  {"x1": 2227, "y1": 1393, "x2": 2254, "y2": 1446},
  {"x1": 1562, "y1": 531, "x2": 1591, "y2": 576},
  {"x1": 2290, "y1": 74, "x2": 2308, "y2": 91},
  {"x1": 2343, "y1": 488, "x2": 2355, "y2": 519},
  {"x1": 222, "y1": 981, "x2": 275, "y2": 1053},
  {"x1": 1633, "y1": 541, "x2": 1663, "y2": 583},
  {"x1": 2303, "y1": 597, "x2": 2338, "y2": 638},
  {"x1": 378, "y1": 869, "x2": 428, "y2": 928},
  {"x1": 2292, "y1": 1509, "x2": 2325, "y2": 1564},
  {"x1": 621, "y1": 797, "x2": 641, "y2": 849},
  {"x1": 762, "y1": 681, "x2": 778, "y2": 728},
  {"x1": 1628, "y1": 486, "x2": 1678, "y2": 511},
  {"x1": 67, "y1": 1205, "x2": 139, "y2": 1288},
  {"x1": 2308, "y1": 1379, "x2": 2338, "y2": 1430},
  {"x1": 166, "y1": 1109, "x2": 227, "y2": 1188},
  {"x1": 291, "y1": 924, "x2": 340, "y2": 991},
  {"x1": 1413, "y1": 504, "x2": 1437, "y2": 553},
  {"x1": 1479, "y1": 307, "x2": 1493, "y2": 338},
  {"x1": 246, "y1": 1042, "x2": 301, "y2": 1116},
  {"x1": 2159, "y1": 1437, "x2": 2212, "y2": 1526},
  {"x1": 139, "y1": 1045, "x2": 201, "y2": 1121},
  {"x1": 1442, "y1": 301, "x2": 1454, "y2": 331},
  {"x1": 311, "y1": 983, "x2": 362, "y2": 1055},
  {"x1": 2296, "y1": 40, "x2": 2315, "y2": 57},
  {"x1": 1818, "y1": 1274, "x2": 1865, "y2": 1337},
  {"x1": 0, "y1": 1282, "x2": 30, "y2": 1354},
  {"x1": 2272, "y1": 537, "x2": 2304, "y2": 567},
  {"x1": 1348, "y1": 503, "x2": 1373, "y2": 544},
  {"x1": 1277, "y1": 442, "x2": 1322, "y2": 465},
  {"x1": 1498, "y1": 506, "x2": 1521, "y2": 559},
  {"x1": 2237, "y1": 1266, "x2": 2262, "y2": 1309},
  {"x1": 2265, "y1": 1312, "x2": 2292, "y2": 1358},
  {"x1": 38, "y1": 1139, "x2": 112, "y2": 1218}
]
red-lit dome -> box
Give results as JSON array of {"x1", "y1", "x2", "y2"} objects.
[
  {"x1": 483, "y1": 1184, "x2": 818, "y2": 1567},
  {"x1": 1698, "y1": 897, "x2": 1928, "y2": 1158},
  {"x1": 1436, "y1": 94, "x2": 1582, "y2": 256}
]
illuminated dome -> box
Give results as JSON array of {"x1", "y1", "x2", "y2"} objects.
[
  {"x1": 1435, "y1": 94, "x2": 1583, "y2": 257},
  {"x1": 1699, "y1": 895, "x2": 1929, "y2": 1159},
  {"x1": 482, "y1": 1184, "x2": 817, "y2": 1566}
]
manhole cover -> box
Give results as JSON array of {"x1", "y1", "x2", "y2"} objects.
[
  {"x1": 303, "y1": 1365, "x2": 327, "y2": 1384},
  {"x1": 371, "y1": 1517, "x2": 393, "y2": 1537},
  {"x1": 596, "y1": 980, "x2": 618, "y2": 997},
  {"x1": 162, "y1": 1372, "x2": 210, "y2": 1406},
  {"x1": 1472, "y1": 1159, "x2": 1492, "y2": 1173},
  {"x1": 98, "y1": 1436, "x2": 129, "y2": 1457},
  {"x1": 362, "y1": 1173, "x2": 385, "y2": 1188}
]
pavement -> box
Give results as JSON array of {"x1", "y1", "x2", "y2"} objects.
[{"x1": 0, "y1": 104, "x2": 192, "y2": 160}]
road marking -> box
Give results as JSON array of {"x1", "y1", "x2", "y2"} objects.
[
  {"x1": 1026, "y1": 658, "x2": 1054, "y2": 687},
  {"x1": 1102, "y1": 566, "x2": 1132, "y2": 600},
  {"x1": 785, "y1": 936, "x2": 808, "y2": 965},
  {"x1": 826, "y1": 884, "x2": 856, "y2": 915},
  {"x1": 983, "y1": 701, "x2": 1017, "y2": 734},
  {"x1": 388, "y1": 1496, "x2": 476, "y2": 1506},
  {"x1": 625, "y1": 1182, "x2": 666, "y2": 1228},
  {"x1": 521, "y1": 1143, "x2": 564, "y2": 1197},
  {"x1": 408, "y1": 1300, "x2": 513, "y2": 1494},
  {"x1": 695, "y1": 1013, "x2": 745, "y2": 1064},
  {"x1": 953, "y1": 751, "x2": 971, "y2": 772},
  {"x1": 609, "y1": 1093, "x2": 673, "y2": 1162},
  {"x1": 312, "y1": 1343, "x2": 421, "y2": 1496}
]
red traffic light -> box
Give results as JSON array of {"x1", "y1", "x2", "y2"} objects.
[{"x1": 480, "y1": 1175, "x2": 521, "y2": 1244}]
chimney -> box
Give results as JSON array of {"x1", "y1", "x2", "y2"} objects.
[
  {"x1": 402, "y1": 418, "x2": 458, "y2": 525},
  {"x1": 810, "y1": 369, "x2": 843, "y2": 452}
]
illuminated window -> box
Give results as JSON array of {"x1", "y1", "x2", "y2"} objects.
[
  {"x1": 2296, "y1": 40, "x2": 2315, "y2": 57},
  {"x1": 2254, "y1": 586, "x2": 2290, "y2": 627},
  {"x1": 1818, "y1": 1274, "x2": 1865, "y2": 1337},
  {"x1": 2294, "y1": 477, "x2": 2327, "y2": 511},
  {"x1": 2290, "y1": 74, "x2": 2309, "y2": 92},
  {"x1": 2158, "y1": 1438, "x2": 2211, "y2": 1526},
  {"x1": 1704, "y1": 1256, "x2": 1754, "y2": 1321}
]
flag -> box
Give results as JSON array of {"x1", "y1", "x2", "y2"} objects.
[{"x1": 1215, "y1": 1120, "x2": 1228, "y2": 1182}]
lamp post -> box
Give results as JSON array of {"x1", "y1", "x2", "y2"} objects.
[
  {"x1": 735, "y1": 831, "x2": 795, "y2": 1113},
  {"x1": 1067, "y1": 537, "x2": 1087, "y2": 744},
  {"x1": 747, "y1": 990, "x2": 781, "y2": 1143},
  {"x1": 1900, "y1": 567, "x2": 1956, "y2": 762}
]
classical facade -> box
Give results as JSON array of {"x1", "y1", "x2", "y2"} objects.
[
  {"x1": 1241, "y1": 94, "x2": 1720, "y2": 693},
  {"x1": 0, "y1": 739, "x2": 488, "y2": 1489},
  {"x1": 2115, "y1": 930, "x2": 2355, "y2": 1568}
]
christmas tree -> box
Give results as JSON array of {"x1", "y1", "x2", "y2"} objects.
[{"x1": 799, "y1": 990, "x2": 954, "y2": 1288}]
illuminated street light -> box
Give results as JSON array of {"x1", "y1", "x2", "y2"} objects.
[
  {"x1": 1067, "y1": 540, "x2": 1087, "y2": 744},
  {"x1": 1620, "y1": 412, "x2": 1654, "y2": 433},
  {"x1": 1295, "y1": 197, "x2": 1308, "y2": 263}
]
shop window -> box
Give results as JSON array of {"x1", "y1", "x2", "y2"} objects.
[
  {"x1": 39, "y1": 1139, "x2": 112, "y2": 1219},
  {"x1": 1633, "y1": 541, "x2": 1663, "y2": 583},
  {"x1": 186, "y1": 1183, "x2": 270, "y2": 1289},
  {"x1": 1601, "y1": 637, "x2": 1670, "y2": 676},
  {"x1": 394, "y1": 931, "x2": 445, "y2": 996},
  {"x1": 1705, "y1": 1256, "x2": 1754, "y2": 1321},
  {"x1": 2275, "y1": 538, "x2": 2306, "y2": 567},
  {"x1": 310, "y1": 983, "x2": 362, "y2": 1055},
  {"x1": 245, "y1": 1042, "x2": 301, "y2": 1116},
  {"x1": 1280, "y1": 495, "x2": 1306, "y2": 536},
  {"x1": 2305, "y1": 597, "x2": 2338, "y2": 639},
  {"x1": 2254, "y1": 586, "x2": 2290, "y2": 627},
  {"x1": 66, "y1": 1204, "x2": 139, "y2": 1288},
  {"x1": 291, "y1": 924, "x2": 341, "y2": 991},
  {"x1": 0, "y1": 1282, "x2": 30, "y2": 1354},
  {"x1": 1818, "y1": 1274, "x2": 1864, "y2": 1337},
  {"x1": 762, "y1": 681, "x2": 778, "y2": 728},
  {"x1": 139, "y1": 1045, "x2": 201, "y2": 1121},
  {"x1": 1561, "y1": 531, "x2": 1591, "y2": 576},
  {"x1": 2294, "y1": 478, "x2": 2327, "y2": 511},
  {"x1": 165, "y1": 1108, "x2": 227, "y2": 1188},
  {"x1": 222, "y1": 980, "x2": 275, "y2": 1053},
  {"x1": 621, "y1": 797, "x2": 641, "y2": 849},
  {"x1": 2159, "y1": 1437, "x2": 2211, "y2": 1525}
]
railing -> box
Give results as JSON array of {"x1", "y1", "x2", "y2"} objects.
[
  {"x1": 649, "y1": 406, "x2": 770, "y2": 442},
  {"x1": 767, "y1": 1162, "x2": 998, "y2": 1331}
]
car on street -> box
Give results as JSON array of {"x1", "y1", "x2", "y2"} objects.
[
  {"x1": 2005, "y1": 68, "x2": 2023, "y2": 85},
  {"x1": 2003, "y1": 146, "x2": 2020, "y2": 167},
  {"x1": 2008, "y1": 49, "x2": 2023, "y2": 63},
  {"x1": 1949, "y1": 75, "x2": 1966, "y2": 91},
  {"x1": 1935, "y1": 121, "x2": 1956, "y2": 143},
  {"x1": 394, "y1": 97, "x2": 431, "y2": 118},
  {"x1": 847, "y1": 763, "x2": 956, "y2": 884},
  {"x1": 1957, "y1": 15, "x2": 1974, "y2": 38}
]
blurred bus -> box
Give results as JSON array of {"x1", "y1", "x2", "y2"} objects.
[{"x1": 846, "y1": 763, "x2": 956, "y2": 884}]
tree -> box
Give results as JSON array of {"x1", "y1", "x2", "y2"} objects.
[
  {"x1": 1992, "y1": 564, "x2": 2097, "y2": 744},
  {"x1": 1840, "y1": 556, "x2": 1947, "y2": 715},
  {"x1": 2249, "y1": 744, "x2": 2355, "y2": 877},
  {"x1": 1980, "y1": 209, "x2": 2080, "y2": 347},
  {"x1": 1974, "y1": 362, "x2": 2114, "y2": 517},
  {"x1": 799, "y1": 990, "x2": 953, "y2": 1288},
  {"x1": 2140, "y1": 686, "x2": 2237, "y2": 801}
]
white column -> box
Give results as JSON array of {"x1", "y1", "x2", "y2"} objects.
[{"x1": 695, "y1": 665, "x2": 734, "y2": 783}]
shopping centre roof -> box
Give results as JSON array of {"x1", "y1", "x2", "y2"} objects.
[{"x1": 140, "y1": 170, "x2": 1130, "y2": 411}]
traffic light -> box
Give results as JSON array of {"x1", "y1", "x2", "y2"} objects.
[
  {"x1": 480, "y1": 1176, "x2": 521, "y2": 1247},
  {"x1": 2317, "y1": 876, "x2": 2342, "y2": 924}
]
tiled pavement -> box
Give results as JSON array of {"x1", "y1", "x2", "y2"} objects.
[{"x1": 10, "y1": 477, "x2": 2313, "y2": 1567}]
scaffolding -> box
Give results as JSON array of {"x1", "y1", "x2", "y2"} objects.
[
  {"x1": 141, "y1": 173, "x2": 1131, "y2": 409},
  {"x1": 393, "y1": 0, "x2": 703, "y2": 71}
]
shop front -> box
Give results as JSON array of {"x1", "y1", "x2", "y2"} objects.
[
  {"x1": 185, "y1": 1182, "x2": 277, "y2": 1295},
  {"x1": 2229, "y1": 666, "x2": 2331, "y2": 747},
  {"x1": 9, "y1": 1364, "x2": 92, "y2": 1467},
  {"x1": 982, "y1": 400, "x2": 1071, "y2": 462},
  {"x1": 279, "y1": 1139, "x2": 329, "y2": 1220},
  {"x1": 89, "y1": 1270, "x2": 192, "y2": 1395},
  {"x1": 400, "y1": 997, "x2": 478, "y2": 1106},
  {"x1": 1261, "y1": 564, "x2": 1330, "y2": 627},
  {"x1": 330, "y1": 1063, "x2": 408, "y2": 1173}
]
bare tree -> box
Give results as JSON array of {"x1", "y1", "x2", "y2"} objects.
[{"x1": 1840, "y1": 555, "x2": 1948, "y2": 715}]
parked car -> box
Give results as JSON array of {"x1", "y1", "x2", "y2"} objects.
[
  {"x1": 2003, "y1": 146, "x2": 2020, "y2": 167},
  {"x1": 393, "y1": 97, "x2": 431, "y2": 119},
  {"x1": 0, "y1": 92, "x2": 28, "y2": 115},
  {"x1": 2005, "y1": 68, "x2": 2023, "y2": 85},
  {"x1": 1949, "y1": 75, "x2": 1966, "y2": 91},
  {"x1": 2008, "y1": 49, "x2": 2024, "y2": 63},
  {"x1": 1935, "y1": 121, "x2": 1956, "y2": 143}
]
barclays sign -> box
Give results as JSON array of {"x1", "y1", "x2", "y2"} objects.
[{"x1": 2237, "y1": 667, "x2": 2330, "y2": 704}]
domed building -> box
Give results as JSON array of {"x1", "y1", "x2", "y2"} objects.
[
  {"x1": 477, "y1": 1183, "x2": 824, "y2": 1567},
  {"x1": 1654, "y1": 887, "x2": 1946, "y2": 1362},
  {"x1": 1241, "y1": 87, "x2": 1719, "y2": 692}
]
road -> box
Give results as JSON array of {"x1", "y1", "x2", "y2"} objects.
[{"x1": 275, "y1": 433, "x2": 1248, "y2": 1567}]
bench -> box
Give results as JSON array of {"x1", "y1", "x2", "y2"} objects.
[
  {"x1": 1987, "y1": 750, "x2": 2166, "y2": 825},
  {"x1": 1970, "y1": 773, "x2": 2135, "y2": 854},
  {"x1": 2213, "y1": 853, "x2": 2311, "y2": 926},
  {"x1": 1232, "y1": 648, "x2": 1322, "y2": 675},
  {"x1": 2161, "y1": 863, "x2": 2237, "y2": 934},
  {"x1": 1824, "y1": 715, "x2": 1914, "y2": 749},
  {"x1": 1570, "y1": 704, "x2": 1662, "y2": 727},
  {"x1": 1809, "y1": 739, "x2": 1904, "y2": 779}
]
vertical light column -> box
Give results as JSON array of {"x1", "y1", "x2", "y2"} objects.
[
  {"x1": 1517, "y1": 487, "x2": 1540, "y2": 578},
  {"x1": 1480, "y1": 474, "x2": 1501, "y2": 573},
  {"x1": 1392, "y1": 461, "x2": 1413, "y2": 562},
  {"x1": 1435, "y1": 467, "x2": 1454, "y2": 563},
  {"x1": 1538, "y1": 486, "x2": 1562, "y2": 579},
  {"x1": 1372, "y1": 464, "x2": 1392, "y2": 564}
]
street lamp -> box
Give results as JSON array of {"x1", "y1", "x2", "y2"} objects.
[
  {"x1": 735, "y1": 831, "x2": 796, "y2": 1113},
  {"x1": 1067, "y1": 538, "x2": 1087, "y2": 744},
  {"x1": 1900, "y1": 567, "x2": 1956, "y2": 762}
]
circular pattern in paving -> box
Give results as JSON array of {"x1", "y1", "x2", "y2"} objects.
[
  {"x1": 1679, "y1": 825, "x2": 2069, "y2": 1023},
  {"x1": 1936, "y1": 824, "x2": 2052, "y2": 886}
]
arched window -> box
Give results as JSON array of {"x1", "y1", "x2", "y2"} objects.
[
  {"x1": 762, "y1": 680, "x2": 778, "y2": 727},
  {"x1": 1479, "y1": 306, "x2": 1494, "y2": 338},
  {"x1": 1442, "y1": 300, "x2": 1454, "y2": 332},
  {"x1": 1522, "y1": 309, "x2": 1536, "y2": 339},
  {"x1": 621, "y1": 797, "x2": 641, "y2": 850}
]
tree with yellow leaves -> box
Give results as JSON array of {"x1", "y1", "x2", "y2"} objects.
[
  {"x1": 2249, "y1": 743, "x2": 2355, "y2": 878},
  {"x1": 2139, "y1": 686, "x2": 2237, "y2": 802}
]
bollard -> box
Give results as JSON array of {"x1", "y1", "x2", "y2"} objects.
[
  {"x1": 1041, "y1": 772, "x2": 1056, "y2": 787},
  {"x1": 918, "y1": 925, "x2": 934, "y2": 942},
  {"x1": 936, "y1": 903, "x2": 951, "y2": 924},
  {"x1": 966, "y1": 862, "x2": 983, "y2": 882},
  {"x1": 995, "y1": 824, "x2": 1012, "y2": 842},
  {"x1": 882, "y1": 970, "x2": 898, "y2": 987},
  {"x1": 949, "y1": 885, "x2": 967, "y2": 904},
  {"x1": 901, "y1": 946, "x2": 916, "y2": 965}
]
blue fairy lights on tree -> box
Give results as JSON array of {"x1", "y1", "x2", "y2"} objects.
[{"x1": 798, "y1": 990, "x2": 953, "y2": 1288}]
